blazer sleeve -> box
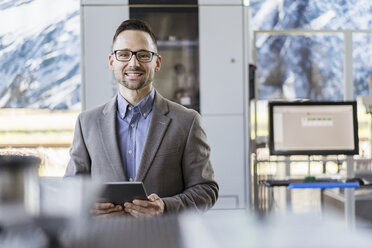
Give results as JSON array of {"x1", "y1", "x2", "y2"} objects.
[
  {"x1": 161, "y1": 113, "x2": 219, "y2": 213},
  {"x1": 65, "y1": 114, "x2": 91, "y2": 176}
]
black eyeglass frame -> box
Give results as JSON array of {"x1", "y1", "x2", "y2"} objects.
[{"x1": 112, "y1": 49, "x2": 159, "y2": 63}]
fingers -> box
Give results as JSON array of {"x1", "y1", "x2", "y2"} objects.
[
  {"x1": 91, "y1": 202, "x2": 123, "y2": 216},
  {"x1": 148, "y1": 193, "x2": 160, "y2": 202},
  {"x1": 132, "y1": 199, "x2": 150, "y2": 207},
  {"x1": 125, "y1": 208, "x2": 148, "y2": 218},
  {"x1": 93, "y1": 202, "x2": 115, "y2": 210},
  {"x1": 128, "y1": 194, "x2": 159, "y2": 208},
  {"x1": 124, "y1": 194, "x2": 164, "y2": 218},
  {"x1": 124, "y1": 202, "x2": 152, "y2": 213},
  {"x1": 123, "y1": 203, "x2": 148, "y2": 217},
  {"x1": 125, "y1": 207, "x2": 158, "y2": 218}
]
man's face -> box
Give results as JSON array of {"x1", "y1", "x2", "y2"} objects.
[{"x1": 109, "y1": 30, "x2": 161, "y2": 91}]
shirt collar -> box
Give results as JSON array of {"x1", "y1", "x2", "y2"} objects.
[{"x1": 117, "y1": 88, "x2": 155, "y2": 119}]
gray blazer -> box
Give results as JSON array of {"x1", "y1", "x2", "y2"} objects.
[{"x1": 65, "y1": 91, "x2": 218, "y2": 213}]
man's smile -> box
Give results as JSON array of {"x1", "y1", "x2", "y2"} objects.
[{"x1": 124, "y1": 70, "x2": 144, "y2": 79}]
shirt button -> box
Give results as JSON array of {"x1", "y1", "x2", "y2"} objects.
[
  {"x1": 121, "y1": 113, "x2": 124, "y2": 118},
  {"x1": 128, "y1": 106, "x2": 132, "y2": 110},
  {"x1": 130, "y1": 123, "x2": 134, "y2": 128},
  {"x1": 143, "y1": 113, "x2": 147, "y2": 117},
  {"x1": 128, "y1": 150, "x2": 133, "y2": 154}
]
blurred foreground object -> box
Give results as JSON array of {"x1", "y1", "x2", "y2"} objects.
[
  {"x1": 0, "y1": 155, "x2": 40, "y2": 226},
  {"x1": 0, "y1": 173, "x2": 102, "y2": 248}
]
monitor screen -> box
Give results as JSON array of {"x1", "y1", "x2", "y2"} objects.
[{"x1": 268, "y1": 101, "x2": 359, "y2": 155}]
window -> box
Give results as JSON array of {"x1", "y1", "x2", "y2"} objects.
[{"x1": 0, "y1": 0, "x2": 81, "y2": 176}]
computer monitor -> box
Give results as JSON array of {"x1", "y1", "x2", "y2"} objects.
[{"x1": 268, "y1": 101, "x2": 359, "y2": 155}]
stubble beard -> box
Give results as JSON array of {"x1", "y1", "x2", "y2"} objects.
[
  {"x1": 116, "y1": 73, "x2": 152, "y2": 91},
  {"x1": 120, "y1": 78, "x2": 149, "y2": 91},
  {"x1": 117, "y1": 68, "x2": 153, "y2": 91}
]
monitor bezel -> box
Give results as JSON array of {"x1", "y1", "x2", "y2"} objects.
[{"x1": 268, "y1": 101, "x2": 359, "y2": 156}]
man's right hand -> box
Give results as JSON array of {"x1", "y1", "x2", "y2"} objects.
[{"x1": 91, "y1": 202, "x2": 124, "y2": 217}]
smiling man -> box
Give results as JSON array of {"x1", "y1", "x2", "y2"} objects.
[{"x1": 65, "y1": 19, "x2": 218, "y2": 217}]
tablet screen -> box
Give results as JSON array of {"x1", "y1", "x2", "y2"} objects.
[{"x1": 100, "y1": 182, "x2": 148, "y2": 205}]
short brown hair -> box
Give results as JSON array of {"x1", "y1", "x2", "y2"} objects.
[{"x1": 113, "y1": 19, "x2": 157, "y2": 48}]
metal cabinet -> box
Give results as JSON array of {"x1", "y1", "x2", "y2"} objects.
[
  {"x1": 199, "y1": 5, "x2": 249, "y2": 209},
  {"x1": 203, "y1": 115, "x2": 246, "y2": 209},
  {"x1": 199, "y1": 6, "x2": 244, "y2": 115}
]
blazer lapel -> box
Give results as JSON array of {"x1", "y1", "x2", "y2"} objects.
[
  {"x1": 98, "y1": 96, "x2": 127, "y2": 180},
  {"x1": 136, "y1": 92, "x2": 170, "y2": 181}
]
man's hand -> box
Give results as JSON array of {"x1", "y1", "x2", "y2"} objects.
[
  {"x1": 91, "y1": 202, "x2": 124, "y2": 217},
  {"x1": 124, "y1": 193, "x2": 164, "y2": 218}
]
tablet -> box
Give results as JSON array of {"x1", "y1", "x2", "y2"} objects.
[{"x1": 100, "y1": 182, "x2": 148, "y2": 205}]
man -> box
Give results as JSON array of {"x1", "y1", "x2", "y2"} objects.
[{"x1": 65, "y1": 19, "x2": 218, "y2": 217}]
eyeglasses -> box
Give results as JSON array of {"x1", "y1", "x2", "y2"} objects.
[{"x1": 112, "y1": 50, "x2": 159, "y2": 63}]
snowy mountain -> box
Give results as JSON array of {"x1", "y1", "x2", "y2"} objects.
[
  {"x1": 250, "y1": 0, "x2": 372, "y2": 100},
  {"x1": 0, "y1": 0, "x2": 80, "y2": 109}
]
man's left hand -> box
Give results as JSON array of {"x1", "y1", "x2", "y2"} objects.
[{"x1": 124, "y1": 193, "x2": 164, "y2": 218}]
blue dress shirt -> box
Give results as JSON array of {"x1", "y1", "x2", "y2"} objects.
[{"x1": 117, "y1": 89, "x2": 154, "y2": 181}]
